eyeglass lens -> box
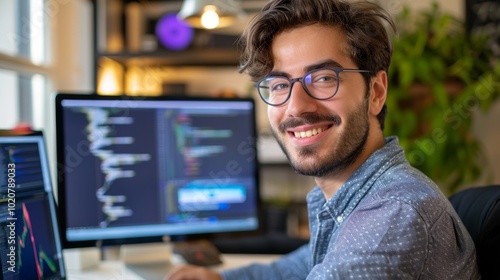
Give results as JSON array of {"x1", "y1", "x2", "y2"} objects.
[{"x1": 258, "y1": 69, "x2": 340, "y2": 105}]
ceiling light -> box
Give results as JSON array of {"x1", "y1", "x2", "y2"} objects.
[{"x1": 178, "y1": 0, "x2": 244, "y2": 29}]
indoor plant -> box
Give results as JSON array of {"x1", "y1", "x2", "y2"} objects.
[{"x1": 385, "y1": 3, "x2": 500, "y2": 194}]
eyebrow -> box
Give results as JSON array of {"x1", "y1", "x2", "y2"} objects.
[
  {"x1": 305, "y1": 59, "x2": 343, "y2": 72},
  {"x1": 268, "y1": 59, "x2": 344, "y2": 77}
]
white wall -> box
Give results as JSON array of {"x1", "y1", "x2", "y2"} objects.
[
  {"x1": 0, "y1": 70, "x2": 19, "y2": 128},
  {"x1": 51, "y1": 0, "x2": 93, "y2": 92},
  {"x1": 48, "y1": 0, "x2": 93, "y2": 193}
]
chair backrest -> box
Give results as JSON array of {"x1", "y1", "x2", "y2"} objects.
[{"x1": 449, "y1": 185, "x2": 500, "y2": 280}]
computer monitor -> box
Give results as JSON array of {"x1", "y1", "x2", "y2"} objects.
[
  {"x1": 0, "y1": 132, "x2": 66, "y2": 280},
  {"x1": 54, "y1": 93, "x2": 260, "y2": 249}
]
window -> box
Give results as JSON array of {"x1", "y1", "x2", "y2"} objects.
[{"x1": 0, "y1": 0, "x2": 51, "y2": 130}]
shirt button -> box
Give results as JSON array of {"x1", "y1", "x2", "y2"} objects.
[{"x1": 337, "y1": 216, "x2": 343, "y2": 223}]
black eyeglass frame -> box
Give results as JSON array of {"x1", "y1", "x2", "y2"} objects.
[{"x1": 254, "y1": 68, "x2": 371, "y2": 106}]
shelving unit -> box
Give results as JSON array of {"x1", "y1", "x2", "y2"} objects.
[{"x1": 91, "y1": 0, "x2": 243, "y2": 94}]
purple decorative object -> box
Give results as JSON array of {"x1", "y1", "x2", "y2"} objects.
[{"x1": 156, "y1": 13, "x2": 194, "y2": 50}]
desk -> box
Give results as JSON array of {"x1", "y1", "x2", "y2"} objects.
[{"x1": 66, "y1": 253, "x2": 282, "y2": 279}]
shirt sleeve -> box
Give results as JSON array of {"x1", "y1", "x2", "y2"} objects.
[{"x1": 220, "y1": 244, "x2": 310, "y2": 280}]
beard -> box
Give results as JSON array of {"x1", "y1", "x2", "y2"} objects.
[{"x1": 272, "y1": 98, "x2": 370, "y2": 177}]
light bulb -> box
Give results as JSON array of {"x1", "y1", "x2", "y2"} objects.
[{"x1": 201, "y1": 5, "x2": 220, "y2": 29}]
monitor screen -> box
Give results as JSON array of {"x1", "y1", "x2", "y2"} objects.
[
  {"x1": 0, "y1": 133, "x2": 66, "y2": 280},
  {"x1": 54, "y1": 93, "x2": 260, "y2": 248}
]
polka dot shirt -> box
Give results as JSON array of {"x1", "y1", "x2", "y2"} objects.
[{"x1": 221, "y1": 137, "x2": 480, "y2": 279}]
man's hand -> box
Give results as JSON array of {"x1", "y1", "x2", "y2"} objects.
[{"x1": 165, "y1": 265, "x2": 223, "y2": 280}]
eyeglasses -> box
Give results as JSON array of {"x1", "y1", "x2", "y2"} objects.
[{"x1": 254, "y1": 68, "x2": 370, "y2": 106}]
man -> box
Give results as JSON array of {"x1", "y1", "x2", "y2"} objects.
[{"x1": 167, "y1": 0, "x2": 480, "y2": 279}]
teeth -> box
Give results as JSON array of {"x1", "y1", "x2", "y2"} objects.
[{"x1": 294, "y1": 127, "x2": 323, "y2": 138}]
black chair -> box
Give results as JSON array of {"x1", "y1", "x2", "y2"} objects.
[{"x1": 449, "y1": 185, "x2": 500, "y2": 280}]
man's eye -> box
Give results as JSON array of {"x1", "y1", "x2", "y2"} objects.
[
  {"x1": 270, "y1": 82, "x2": 290, "y2": 93},
  {"x1": 313, "y1": 74, "x2": 337, "y2": 83}
]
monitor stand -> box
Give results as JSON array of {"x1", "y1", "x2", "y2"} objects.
[{"x1": 120, "y1": 242, "x2": 174, "y2": 280}]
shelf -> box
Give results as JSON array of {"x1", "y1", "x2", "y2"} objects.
[{"x1": 99, "y1": 48, "x2": 241, "y2": 67}]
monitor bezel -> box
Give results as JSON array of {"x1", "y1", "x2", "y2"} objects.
[{"x1": 54, "y1": 93, "x2": 262, "y2": 249}]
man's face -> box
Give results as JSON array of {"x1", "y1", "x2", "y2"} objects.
[{"x1": 268, "y1": 24, "x2": 371, "y2": 177}]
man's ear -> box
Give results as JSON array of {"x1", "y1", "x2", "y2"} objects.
[{"x1": 369, "y1": 70, "x2": 387, "y2": 116}]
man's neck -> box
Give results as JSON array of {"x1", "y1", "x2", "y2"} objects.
[{"x1": 316, "y1": 133, "x2": 386, "y2": 200}]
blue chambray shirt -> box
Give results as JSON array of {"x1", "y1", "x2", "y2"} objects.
[{"x1": 220, "y1": 137, "x2": 480, "y2": 279}]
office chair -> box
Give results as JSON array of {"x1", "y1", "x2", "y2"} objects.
[{"x1": 449, "y1": 185, "x2": 500, "y2": 280}]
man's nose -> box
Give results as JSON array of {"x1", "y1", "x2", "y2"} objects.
[{"x1": 285, "y1": 81, "x2": 317, "y2": 116}]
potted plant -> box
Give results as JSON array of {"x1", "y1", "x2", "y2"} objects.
[{"x1": 384, "y1": 3, "x2": 500, "y2": 194}]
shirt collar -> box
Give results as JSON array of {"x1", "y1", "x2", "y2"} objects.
[{"x1": 307, "y1": 136, "x2": 407, "y2": 221}]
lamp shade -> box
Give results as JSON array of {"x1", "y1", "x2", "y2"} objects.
[{"x1": 178, "y1": 0, "x2": 243, "y2": 29}]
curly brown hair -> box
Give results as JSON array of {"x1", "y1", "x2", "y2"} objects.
[{"x1": 238, "y1": 0, "x2": 397, "y2": 129}]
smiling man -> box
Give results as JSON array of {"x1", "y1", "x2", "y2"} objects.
[{"x1": 166, "y1": 0, "x2": 480, "y2": 279}]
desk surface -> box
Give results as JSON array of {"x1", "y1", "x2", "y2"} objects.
[{"x1": 66, "y1": 252, "x2": 281, "y2": 279}]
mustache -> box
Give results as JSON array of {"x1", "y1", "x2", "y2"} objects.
[{"x1": 279, "y1": 113, "x2": 341, "y2": 133}]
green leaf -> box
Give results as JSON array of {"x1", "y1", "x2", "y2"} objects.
[{"x1": 432, "y1": 83, "x2": 449, "y2": 108}]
